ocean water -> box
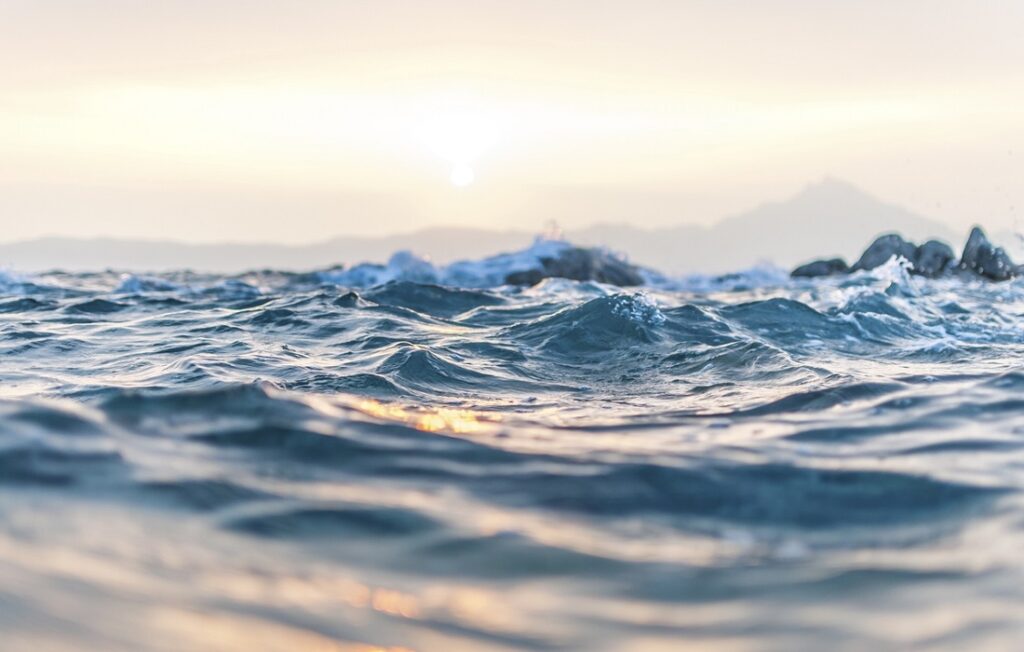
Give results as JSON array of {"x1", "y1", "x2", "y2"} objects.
[{"x1": 1, "y1": 246, "x2": 1024, "y2": 651}]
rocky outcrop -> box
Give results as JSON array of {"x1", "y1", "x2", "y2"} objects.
[
  {"x1": 958, "y1": 227, "x2": 1017, "y2": 281},
  {"x1": 913, "y1": 240, "x2": 956, "y2": 278},
  {"x1": 791, "y1": 258, "x2": 849, "y2": 278},
  {"x1": 791, "y1": 227, "x2": 1018, "y2": 281},
  {"x1": 505, "y1": 247, "x2": 645, "y2": 287},
  {"x1": 851, "y1": 234, "x2": 918, "y2": 273}
]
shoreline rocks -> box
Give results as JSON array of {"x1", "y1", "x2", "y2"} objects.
[
  {"x1": 850, "y1": 234, "x2": 918, "y2": 273},
  {"x1": 914, "y1": 240, "x2": 956, "y2": 278},
  {"x1": 792, "y1": 226, "x2": 1017, "y2": 281},
  {"x1": 791, "y1": 258, "x2": 849, "y2": 278},
  {"x1": 959, "y1": 227, "x2": 1017, "y2": 281}
]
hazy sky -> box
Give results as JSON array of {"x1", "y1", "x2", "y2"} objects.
[{"x1": 3, "y1": 1, "x2": 1023, "y2": 243}]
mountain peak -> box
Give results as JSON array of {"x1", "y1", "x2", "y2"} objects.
[
  {"x1": 0, "y1": 179, "x2": 963, "y2": 274},
  {"x1": 793, "y1": 176, "x2": 876, "y2": 204}
]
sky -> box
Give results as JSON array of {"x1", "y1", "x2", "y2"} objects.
[{"x1": 2, "y1": 0, "x2": 1023, "y2": 244}]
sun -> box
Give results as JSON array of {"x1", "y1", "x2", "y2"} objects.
[
  {"x1": 413, "y1": 94, "x2": 499, "y2": 188},
  {"x1": 450, "y1": 163, "x2": 475, "y2": 188}
]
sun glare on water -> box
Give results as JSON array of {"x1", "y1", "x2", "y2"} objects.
[{"x1": 355, "y1": 399, "x2": 494, "y2": 435}]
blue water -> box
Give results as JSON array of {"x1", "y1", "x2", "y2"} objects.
[{"x1": 1, "y1": 251, "x2": 1023, "y2": 651}]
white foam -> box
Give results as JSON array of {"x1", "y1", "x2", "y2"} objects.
[
  {"x1": 317, "y1": 238, "x2": 573, "y2": 289},
  {"x1": 0, "y1": 268, "x2": 32, "y2": 293},
  {"x1": 115, "y1": 274, "x2": 184, "y2": 294},
  {"x1": 612, "y1": 292, "x2": 666, "y2": 326},
  {"x1": 847, "y1": 256, "x2": 919, "y2": 295},
  {"x1": 443, "y1": 237, "x2": 572, "y2": 288},
  {"x1": 316, "y1": 250, "x2": 440, "y2": 287}
]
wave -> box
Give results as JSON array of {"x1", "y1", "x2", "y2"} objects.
[
  {"x1": 508, "y1": 293, "x2": 666, "y2": 356},
  {"x1": 364, "y1": 281, "x2": 506, "y2": 318},
  {"x1": 0, "y1": 241, "x2": 1023, "y2": 651}
]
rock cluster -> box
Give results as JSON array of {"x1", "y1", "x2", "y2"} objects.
[
  {"x1": 790, "y1": 258, "x2": 849, "y2": 278},
  {"x1": 505, "y1": 247, "x2": 645, "y2": 286},
  {"x1": 959, "y1": 227, "x2": 1018, "y2": 281},
  {"x1": 792, "y1": 227, "x2": 1019, "y2": 281}
]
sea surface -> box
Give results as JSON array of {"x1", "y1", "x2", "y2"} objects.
[{"x1": 1, "y1": 244, "x2": 1023, "y2": 651}]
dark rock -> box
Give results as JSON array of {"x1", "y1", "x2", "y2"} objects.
[
  {"x1": 959, "y1": 226, "x2": 1017, "y2": 281},
  {"x1": 504, "y1": 247, "x2": 645, "y2": 287},
  {"x1": 504, "y1": 269, "x2": 546, "y2": 286},
  {"x1": 912, "y1": 240, "x2": 955, "y2": 277},
  {"x1": 791, "y1": 258, "x2": 849, "y2": 278},
  {"x1": 851, "y1": 234, "x2": 918, "y2": 272},
  {"x1": 793, "y1": 228, "x2": 1014, "y2": 283}
]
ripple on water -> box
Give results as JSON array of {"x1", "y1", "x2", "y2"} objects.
[{"x1": 0, "y1": 268, "x2": 1021, "y2": 650}]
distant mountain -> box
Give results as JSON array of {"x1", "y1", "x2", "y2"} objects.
[
  {"x1": 0, "y1": 230, "x2": 537, "y2": 274},
  {"x1": 0, "y1": 179, "x2": 988, "y2": 274},
  {"x1": 569, "y1": 177, "x2": 963, "y2": 272}
]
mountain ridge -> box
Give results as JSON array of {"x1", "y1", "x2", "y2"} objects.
[{"x1": 0, "y1": 179, "x2": 998, "y2": 273}]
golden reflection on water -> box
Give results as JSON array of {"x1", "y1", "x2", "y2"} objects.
[
  {"x1": 206, "y1": 571, "x2": 422, "y2": 620},
  {"x1": 355, "y1": 399, "x2": 493, "y2": 435},
  {"x1": 371, "y1": 587, "x2": 421, "y2": 618},
  {"x1": 151, "y1": 608, "x2": 416, "y2": 652},
  {"x1": 355, "y1": 398, "x2": 411, "y2": 422}
]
